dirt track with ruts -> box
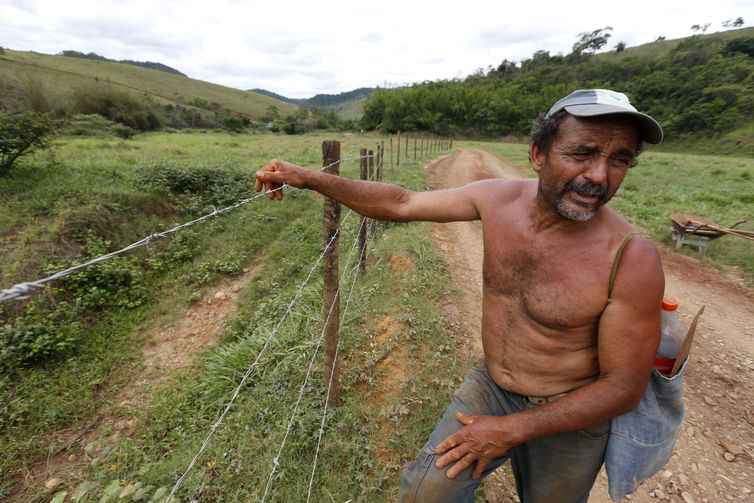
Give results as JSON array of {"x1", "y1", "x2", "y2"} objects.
[{"x1": 425, "y1": 148, "x2": 754, "y2": 503}]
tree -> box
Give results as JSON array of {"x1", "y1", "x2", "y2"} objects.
[
  {"x1": 0, "y1": 112, "x2": 55, "y2": 176},
  {"x1": 656, "y1": 36, "x2": 666, "y2": 41},
  {"x1": 615, "y1": 41, "x2": 627, "y2": 52},
  {"x1": 691, "y1": 23, "x2": 711, "y2": 34},
  {"x1": 723, "y1": 17, "x2": 744, "y2": 28},
  {"x1": 572, "y1": 26, "x2": 613, "y2": 55}
]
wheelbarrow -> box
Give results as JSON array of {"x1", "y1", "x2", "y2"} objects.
[{"x1": 671, "y1": 213, "x2": 752, "y2": 255}]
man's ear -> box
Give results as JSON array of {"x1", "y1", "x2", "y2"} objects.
[{"x1": 530, "y1": 143, "x2": 546, "y2": 174}]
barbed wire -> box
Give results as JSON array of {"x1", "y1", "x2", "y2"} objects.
[
  {"x1": 306, "y1": 219, "x2": 374, "y2": 502},
  {"x1": 165, "y1": 210, "x2": 355, "y2": 503},
  {"x1": 0, "y1": 153, "x2": 376, "y2": 304},
  {"x1": 260, "y1": 216, "x2": 367, "y2": 502}
]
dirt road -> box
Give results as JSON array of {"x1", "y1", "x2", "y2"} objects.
[{"x1": 426, "y1": 149, "x2": 754, "y2": 503}]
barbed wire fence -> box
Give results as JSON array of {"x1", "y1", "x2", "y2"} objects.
[{"x1": 1, "y1": 134, "x2": 453, "y2": 501}]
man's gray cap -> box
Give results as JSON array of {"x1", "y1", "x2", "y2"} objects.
[{"x1": 546, "y1": 89, "x2": 663, "y2": 144}]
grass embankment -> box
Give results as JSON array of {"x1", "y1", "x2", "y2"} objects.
[
  {"x1": 460, "y1": 140, "x2": 754, "y2": 286},
  {"x1": 0, "y1": 49, "x2": 295, "y2": 118},
  {"x1": 1, "y1": 131, "x2": 463, "y2": 501}
]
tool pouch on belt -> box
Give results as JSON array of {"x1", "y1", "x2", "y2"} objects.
[{"x1": 602, "y1": 234, "x2": 704, "y2": 501}]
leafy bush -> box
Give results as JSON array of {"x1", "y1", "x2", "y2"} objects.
[
  {"x1": 723, "y1": 37, "x2": 754, "y2": 58},
  {"x1": 112, "y1": 124, "x2": 135, "y2": 139},
  {"x1": 0, "y1": 318, "x2": 81, "y2": 369},
  {"x1": 137, "y1": 164, "x2": 252, "y2": 207},
  {"x1": 48, "y1": 234, "x2": 147, "y2": 311},
  {"x1": 0, "y1": 111, "x2": 55, "y2": 175},
  {"x1": 71, "y1": 85, "x2": 162, "y2": 131}
]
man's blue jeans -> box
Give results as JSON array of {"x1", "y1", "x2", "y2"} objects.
[{"x1": 399, "y1": 366, "x2": 608, "y2": 503}]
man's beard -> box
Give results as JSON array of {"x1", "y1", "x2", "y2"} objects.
[{"x1": 554, "y1": 179, "x2": 609, "y2": 222}]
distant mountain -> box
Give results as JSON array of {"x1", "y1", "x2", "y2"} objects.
[
  {"x1": 251, "y1": 88, "x2": 305, "y2": 105},
  {"x1": 60, "y1": 50, "x2": 187, "y2": 77},
  {"x1": 251, "y1": 87, "x2": 375, "y2": 108}
]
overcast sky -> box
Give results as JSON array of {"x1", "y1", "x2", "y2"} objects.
[{"x1": 2, "y1": 0, "x2": 753, "y2": 98}]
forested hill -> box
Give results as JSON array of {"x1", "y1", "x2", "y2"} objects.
[
  {"x1": 251, "y1": 87, "x2": 374, "y2": 108},
  {"x1": 362, "y1": 27, "x2": 754, "y2": 155}
]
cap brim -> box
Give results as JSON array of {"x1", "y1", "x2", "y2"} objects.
[{"x1": 564, "y1": 104, "x2": 664, "y2": 144}]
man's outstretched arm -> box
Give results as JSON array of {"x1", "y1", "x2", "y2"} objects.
[{"x1": 255, "y1": 159, "x2": 483, "y2": 223}]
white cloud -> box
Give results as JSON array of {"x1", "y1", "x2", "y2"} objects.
[{"x1": 1, "y1": 0, "x2": 752, "y2": 97}]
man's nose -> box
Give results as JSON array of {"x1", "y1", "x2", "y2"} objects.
[{"x1": 583, "y1": 156, "x2": 609, "y2": 185}]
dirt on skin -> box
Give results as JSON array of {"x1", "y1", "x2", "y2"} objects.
[
  {"x1": 425, "y1": 149, "x2": 754, "y2": 503},
  {"x1": 14, "y1": 263, "x2": 262, "y2": 502}
]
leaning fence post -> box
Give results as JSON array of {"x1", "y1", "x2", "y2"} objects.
[
  {"x1": 322, "y1": 140, "x2": 342, "y2": 406},
  {"x1": 358, "y1": 148, "x2": 369, "y2": 274}
]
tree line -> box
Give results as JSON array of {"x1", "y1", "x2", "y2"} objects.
[{"x1": 361, "y1": 31, "x2": 754, "y2": 141}]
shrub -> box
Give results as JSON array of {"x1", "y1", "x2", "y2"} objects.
[
  {"x1": 0, "y1": 111, "x2": 55, "y2": 176},
  {"x1": 46, "y1": 234, "x2": 147, "y2": 311},
  {"x1": 70, "y1": 85, "x2": 162, "y2": 131},
  {"x1": 136, "y1": 164, "x2": 252, "y2": 207},
  {"x1": 112, "y1": 124, "x2": 135, "y2": 139},
  {"x1": 0, "y1": 318, "x2": 81, "y2": 369}
]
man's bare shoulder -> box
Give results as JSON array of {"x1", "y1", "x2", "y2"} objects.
[
  {"x1": 465, "y1": 178, "x2": 532, "y2": 207},
  {"x1": 612, "y1": 234, "x2": 664, "y2": 302}
]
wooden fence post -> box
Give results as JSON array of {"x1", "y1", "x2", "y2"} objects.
[
  {"x1": 414, "y1": 137, "x2": 417, "y2": 161},
  {"x1": 396, "y1": 131, "x2": 401, "y2": 169},
  {"x1": 358, "y1": 148, "x2": 369, "y2": 274},
  {"x1": 380, "y1": 141, "x2": 385, "y2": 179},
  {"x1": 376, "y1": 143, "x2": 383, "y2": 181},
  {"x1": 389, "y1": 137, "x2": 393, "y2": 170},
  {"x1": 322, "y1": 140, "x2": 341, "y2": 405},
  {"x1": 450, "y1": 137, "x2": 453, "y2": 150},
  {"x1": 368, "y1": 149, "x2": 375, "y2": 181},
  {"x1": 405, "y1": 134, "x2": 409, "y2": 157}
]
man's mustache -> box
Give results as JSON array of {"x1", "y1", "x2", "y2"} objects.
[{"x1": 563, "y1": 179, "x2": 607, "y2": 202}]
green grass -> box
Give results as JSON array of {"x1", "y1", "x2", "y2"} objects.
[
  {"x1": 0, "y1": 49, "x2": 296, "y2": 118},
  {"x1": 0, "y1": 131, "x2": 460, "y2": 501},
  {"x1": 458, "y1": 140, "x2": 754, "y2": 285}
]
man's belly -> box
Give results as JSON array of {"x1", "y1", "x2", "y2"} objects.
[{"x1": 481, "y1": 305, "x2": 601, "y2": 397}]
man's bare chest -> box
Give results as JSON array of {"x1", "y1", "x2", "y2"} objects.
[{"x1": 481, "y1": 224, "x2": 613, "y2": 330}]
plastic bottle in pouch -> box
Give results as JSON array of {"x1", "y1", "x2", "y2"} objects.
[{"x1": 655, "y1": 298, "x2": 686, "y2": 376}]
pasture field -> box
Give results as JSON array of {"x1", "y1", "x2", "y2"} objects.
[
  {"x1": 0, "y1": 131, "x2": 463, "y2": 501},
  {"x1": 459, "y1": 140, "x2": 754, "y2": 286}
]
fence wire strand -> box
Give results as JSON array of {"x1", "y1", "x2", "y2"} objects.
[
  {"x1": 165, "y1": 210, "x2": 355, "y2": 503},
  {"x1": 306, "y1": 219, "x2": 374, "y2": 502},
  {"x1": 261, "y1": 216, "x2": 366, "y2": 502},
  {"x1": 0, "y1": 154, "x2": 375, "y2": 304}
]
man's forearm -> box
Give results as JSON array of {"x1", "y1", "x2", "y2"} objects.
[
  {"x1": 511, "y1": 375, "x2": 641, "y2": 443},
  {"x1": 304, "y1": 169, "x2": 412, "y2": 221}
]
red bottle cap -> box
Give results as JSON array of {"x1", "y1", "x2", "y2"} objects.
[{"x1": 662, "y1": 298, "x2": 679, "y2": 311}]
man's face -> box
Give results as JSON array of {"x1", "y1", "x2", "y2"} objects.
[{"x1": 532, "y1": 114, "x2": 640, "y2": 222}]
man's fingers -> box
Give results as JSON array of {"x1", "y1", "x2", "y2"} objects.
[
  {"x1": 435, "y1": 443, "x2": 468, "y2": 469},
  {"x1": 455, "y1": 411, "x2": 476, "y2": 425},
  {"x1": 434, "y1": 432, "x2": 462, "y2": 455},
  {"x1": 472, "y1": 457, "x2": 491, "y2": 480},
  {"x1": 445, "y1": 452, "x2": 477, "y2": 479}
]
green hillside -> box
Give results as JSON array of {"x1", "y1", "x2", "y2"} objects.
[
  {"x1": 362, "y1": 27, "x2": 754, "y2": 156},
  {"x1": 0, "y1": 49, "x2": 296, "y2": 119}
]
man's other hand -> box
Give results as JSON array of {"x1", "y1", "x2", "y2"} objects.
[
  {"x1": 434, "y1": 412, "x2": 519, "y2": 480},
  {"x1": 255, "y1": 160, "x2": 308, "y2": 200}
]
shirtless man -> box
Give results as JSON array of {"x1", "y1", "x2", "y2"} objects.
[{"x1": 255, "y1": 89, "x2": 666, "y2": 502}]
